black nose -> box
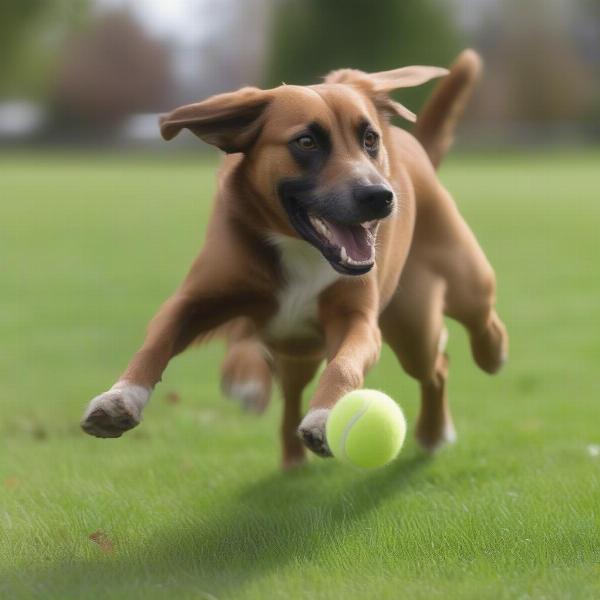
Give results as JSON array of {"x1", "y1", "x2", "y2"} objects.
[{"x1": 353, "y1": 185, "x2": 394, "y2": 218}]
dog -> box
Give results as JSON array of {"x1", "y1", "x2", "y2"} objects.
[{"x1": 81, "y1": 49, "x2": 508, "y2": 469}]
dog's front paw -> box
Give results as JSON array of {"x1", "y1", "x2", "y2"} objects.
[
  {"x1": 81, "y1": 383, "x2": 150, "y2": 438},
  {"x1": 297, "y1": 409, "x2": 332, "y2": 457}
]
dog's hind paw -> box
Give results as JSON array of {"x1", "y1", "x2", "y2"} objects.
[
  {"x1": 81, "y1": 383, "x2": 149, "y2": 438},
  {"x1": 222, "y1": 379, "x2": 271, "y2": 414},
  {"x1": 416, "y1": 418, "x2": 457, "y2": 453},
  {"x1": 470, "y1": 311, "x2": 508, "y2": 375},
  {"x1": 220, "y1": 341, "x2": 272, "y2": 414},
  {"x1": 297, "y1": 409, "x2": 332, "y2": 457}
]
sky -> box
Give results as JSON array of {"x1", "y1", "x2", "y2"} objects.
[
  {"x1": 93, "y1": 0, "x2": 245, "y2": 88},
  {"x1": 94, "y1": 0, "x2": 220, "y2": 44},
  {"x1": 94, "y1": 0, "x2": 499, "y2": 40}
]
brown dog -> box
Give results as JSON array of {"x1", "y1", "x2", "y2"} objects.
[{"x1": 81, "y1": 49, "x2": 508, "y2": 468}]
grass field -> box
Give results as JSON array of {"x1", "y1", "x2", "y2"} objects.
[{"x1": 1, "y1": 149, "x2": 599, "y2": 599}]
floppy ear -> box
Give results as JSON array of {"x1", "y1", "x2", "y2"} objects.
[
  {"x1": 325, "y1": 65, "x2": 448, "y2": 123},
  {"x1": 159, "y1": 87, "x2": 271, "y2": 153}
]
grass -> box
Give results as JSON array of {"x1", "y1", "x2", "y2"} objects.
[{"x1": 1, "y1": 149, "x2": 599, "y2": 599}]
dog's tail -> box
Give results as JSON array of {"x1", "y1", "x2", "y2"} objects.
[{"x1": 414, "y1": 49, "x2": 482, "y2": 169}]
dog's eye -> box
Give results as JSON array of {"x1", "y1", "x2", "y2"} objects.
[
  {"x1": 364, "y1": 130, "x2": 379, "y2": 153},
  {"x1": 296, "y1": 135, "x2": 317, "y2": 151}
]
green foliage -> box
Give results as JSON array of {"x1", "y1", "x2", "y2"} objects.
[
  {"x1": 1, "y1": 150, "x2": 600, "y2": 598},
  {"x1": 267, "y1": 0, "x2": 461, "y2": 111},
  {"x1": 0, "y1": 1, "x2": 45, "y2": 60},
  {"x1": 0, "y1": 0, "x2": 89, "y2": 98}
]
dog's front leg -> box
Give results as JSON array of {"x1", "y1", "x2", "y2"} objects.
[
  {"x1": 81, "y1": 254, "x2": 261, "y2": 438},
  {"x1": 298, "y1": 280, "x2": 381, "y2": 457}
]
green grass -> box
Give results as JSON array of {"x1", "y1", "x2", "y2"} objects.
[{"x1": 1, "y1": 149, "x2": 599, "y2": 599}]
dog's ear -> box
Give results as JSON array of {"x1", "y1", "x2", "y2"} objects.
[
  {"x1": 325, "y1": 65, "x2": 448, "y2": 123},
  {"x1": 159, "y1": 87, "x2": 271, "y2": 153}
]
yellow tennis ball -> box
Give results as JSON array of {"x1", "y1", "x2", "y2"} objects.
[{"x1": 326, "y1": 389, "x2": 406, "y2": 469}]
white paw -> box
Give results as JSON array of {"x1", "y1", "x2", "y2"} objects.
[
  {"x1": 297, "y1": 408, "x2": 332, "y2": 457},
  {"x1": 81, "y1": 382, "x2": 150, "y2": 438},
  {"x1": 223, "y1": 379, "x2": 269, "y2": 414}
]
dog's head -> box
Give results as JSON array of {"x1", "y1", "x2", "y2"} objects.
[{"x1": 160, "y1": 64, "x2": 447, "y2": 275}]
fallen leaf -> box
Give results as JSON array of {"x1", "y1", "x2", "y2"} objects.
[
  {"x1": 4, "y1": 477, "x2": 19, "y2": 490},
  {"x1": 164, "y1": 391, "x2": 181, "y2": 405},
  {"x1": 88, "y1": 530, "x2": 114, "y2": 554}
]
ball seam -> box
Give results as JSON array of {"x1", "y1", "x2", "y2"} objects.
[{"x1": 338, "y1": 397, "x2": 373, "y2": 463}]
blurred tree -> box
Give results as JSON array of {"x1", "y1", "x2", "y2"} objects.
[
  {"x1": 0, "y1": 1, "x2": 45, "y2": 82},
  {"x1": 0, "y1": 0, "x2": 89, "y2": 98},
  {"x1": 475, "y1": 0, "x2": 597, "y2": 123},
  {"x1": 267, "y1": 0, "x2": 461, "y2": 112},
  {"x1": 54, "y1": 10, "x2": 171, "y2": 129}
]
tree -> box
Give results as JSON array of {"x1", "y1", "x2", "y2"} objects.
[
  {"x1": 0, "y1": 0, "x2": 88, "y2": 98},
  {"x1": 266, "y1": 0, "x2": 461, "y2": 111},
  {"x1": 0, "y1": 1, "x2": 45, "y2": 81},
  {"x1": 54, "y1": 10, "x2": 171, "y2": 127},
  {"x1": 474, "y1": 0, "x2": 597, "y2": 123}
]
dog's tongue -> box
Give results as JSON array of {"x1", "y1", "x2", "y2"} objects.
[{"x1": 326, "y1": 221, "x2": 372, "y2": 261}]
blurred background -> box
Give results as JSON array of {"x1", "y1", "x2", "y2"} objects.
[{"x1": 1, "y1": 0, "x2": 598, "y2": 151}]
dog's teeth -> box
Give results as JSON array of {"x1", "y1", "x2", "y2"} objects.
[
  {"x1": 339, "y1": 244, "x2": 376, "y2": 267},
  {"x1": 310, "y1": 215, "x2": 331, "y2": 239}
]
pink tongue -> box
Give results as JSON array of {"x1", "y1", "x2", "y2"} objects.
[{"x1": 326, "y1": 221, "x2": 372, "y2": 261}]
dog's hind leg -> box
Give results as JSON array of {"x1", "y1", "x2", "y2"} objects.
[
  {"x1": 274, "y1": 353, "x2": 323, "y2": 469},
  {"x1": 380, "y1": 268, "x2": 455, "y2": 452},
  {"x1": 444, "y1": 258, "x2": 508, "y2": 375},
  {"x1": 422, "y1": 198, "x2": 508, "y2": 374},
  {"x1": 220, "y1": 319, "x2": 273, "y2": 414},
  {"x1": 411, "y1": 180, "x2": 508, "y2": 376}
]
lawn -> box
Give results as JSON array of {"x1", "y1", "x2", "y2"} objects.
[{"x1": 1, "y1": 149, "x2": 599, "y2": 599}]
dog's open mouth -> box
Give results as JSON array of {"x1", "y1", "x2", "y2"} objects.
[{"x1": 286, "y1": 205, "x2": 379, "y2": 275}]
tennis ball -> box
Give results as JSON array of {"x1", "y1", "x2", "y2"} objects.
[{"x1": 326, "y1": 389, "x2": 406, "y2": 469}]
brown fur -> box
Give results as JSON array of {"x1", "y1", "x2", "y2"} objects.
[
  {"x1": 414, "y1": 49, "x2": 482, "y2": 168},
  {"x1": 81, "y1": 49, "x2": 507, "y2": 469}
]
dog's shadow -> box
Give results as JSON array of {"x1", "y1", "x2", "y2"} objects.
[
  {"x1": 13, "y1": 451, "x2": 430, "y2": 597},
  {"x1": 146, "y1": 450, "x2": 431, "y2": 595}
]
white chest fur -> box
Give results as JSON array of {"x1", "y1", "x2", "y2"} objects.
[{"x1": 266, "y1": 236, "x2": 340, "y2": 341}]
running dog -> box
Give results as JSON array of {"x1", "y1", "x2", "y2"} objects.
[{"x1": 81, "y1": 49, "x2": 508, "y2": 468}]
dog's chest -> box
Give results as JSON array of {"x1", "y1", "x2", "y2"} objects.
[{"x1": 266, "y1": 236, "x2": 340, "y2": 341}]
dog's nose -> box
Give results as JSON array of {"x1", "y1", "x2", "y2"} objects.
[{"x1": 353, "y1": 185, "x2": 394, "y2": 218}]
